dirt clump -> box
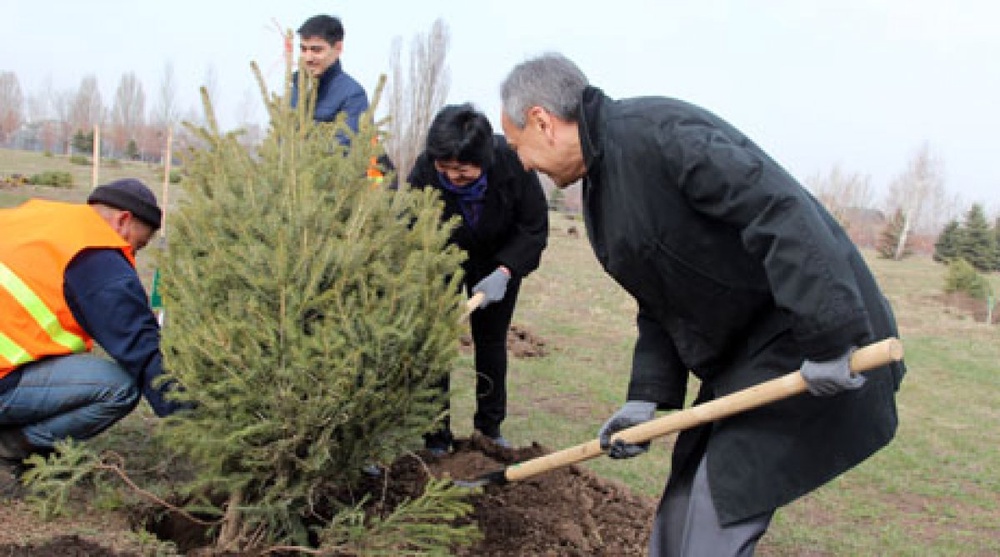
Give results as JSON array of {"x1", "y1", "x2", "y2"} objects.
[
  {"x1": 460, "y1": 323, "x2": 548, "y2": 358},
  {"x1": 386, "y1": 433, "x2": 654, "y2": 556},
  {"x1": 0, "y1": 535, "x2": 138, "y2": 556}
]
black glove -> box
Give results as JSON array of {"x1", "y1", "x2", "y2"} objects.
[
  {"x1": 472, "y1": 267, "x2": 510, "y2": 308},
  {"x1": 800, "y1": 347, "x2": 866, "y2": 396},
  {"x1": 598, "y1": 401, "x2": 656, "y2": 459}
]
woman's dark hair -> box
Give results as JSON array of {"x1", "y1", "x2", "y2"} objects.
[
  {"x1": 298, "y1": 15, "x2": 344, "y2": 45},
  {"x1": 425, "y1": 104, "x2": 495, "y2": 168}
]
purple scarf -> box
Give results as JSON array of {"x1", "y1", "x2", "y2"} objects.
[{"x1": 438, "y1": 172, "x2": 488, "y2": 228}]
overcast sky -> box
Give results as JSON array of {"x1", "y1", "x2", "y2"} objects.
[{"x1": 3, "y1": 0, "x2": 997, "y2": 209}]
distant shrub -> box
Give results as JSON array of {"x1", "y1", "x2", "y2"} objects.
[
  {"x1": 103, "y1": 158, "x2": 122, "y2": 169},
  {"x1": 69, "y1": 155, "x2": 90, "y2": 165},
  {"x1": 154, "y1": 166, "x2": 184, "y2": 184},
  {"x1": 944, "y1": 258, "x2": 992, "y2": 300},
  {"x1": 43, "y1": 151, "x2": 53, "y2": 157},
  {"x1": 1, "y1": 174, "x2": 29, "y2": 187},
  {"x1": 29, "y1": 171, "x2": 74, "y2": 188}
]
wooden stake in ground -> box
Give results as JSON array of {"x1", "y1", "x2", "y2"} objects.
[
  {"x1": 161, "y1": 128, "x2": 172, "y2": 236},
  {"x1": 91, "y1": 124, "x2": 100, "y2": 189},
  {"x1": 150, "y1": 128, "x2": 172, "y2": 326}
]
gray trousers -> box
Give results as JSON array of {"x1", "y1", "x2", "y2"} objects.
[{"x1": 649, "y1": 454, "x2": 774, "y2": 557}]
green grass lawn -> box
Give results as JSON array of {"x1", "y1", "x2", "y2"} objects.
[
  {"x1": 4, "y1": 148, "x2": 997, "y2": 555},
  {"x1": 0, "y1": 148, "x2": 167, "y2": 194}
]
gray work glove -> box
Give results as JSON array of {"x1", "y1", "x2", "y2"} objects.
[
  {"x1": 800, "y1": 347, "x2": 866, "y2": 396},
  {"x1": 598, "y1": 401, "x2": 657, "y2": 459},
  {"x1": 472, "y1": 267, "x2": 510, "y2": 308}
]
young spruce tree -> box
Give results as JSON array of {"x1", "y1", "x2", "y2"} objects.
[
  {"x1": 958, "y1": 204, "x2": 999, "y2": 272},
  {"x1": 933, "y1": 220, "x2": 962, "y2": 263},
  {"x1": 156, "y1": 64, "x2": 478, "y2": 553}
]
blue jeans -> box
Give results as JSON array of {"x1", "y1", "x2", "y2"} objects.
[{"x1": 0, "y1": 354, "x2": 140, "y2": 449}]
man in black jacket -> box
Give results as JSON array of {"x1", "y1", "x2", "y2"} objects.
[
  {"x1": 500, "y1": 53, "x2": 904, "y2": 556},
  {"x1": 408, "y1": 104, "x2": 548, "y2": 454}
]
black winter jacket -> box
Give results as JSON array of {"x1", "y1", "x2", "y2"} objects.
[
  {"x1": 577, "y1": 86, "x2": 905, "y2": 524},
  {"x1": 407, "y1": 136, "x2": 549, "y2": 282}
]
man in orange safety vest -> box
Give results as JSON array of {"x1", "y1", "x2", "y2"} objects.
[{"x1": 1, "y1": 179, "x2": 188, "y2": 493}]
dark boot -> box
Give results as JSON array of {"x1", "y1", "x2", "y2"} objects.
[
  {"x1": 0, "y1": 428, "x2": 34, "y2": 462},
  {"x1": 423, "y1": 428, "x2": 454, "y2": 457},
  {"x1": 0, "y1": 429, "x2": 34, "y2": 500}
]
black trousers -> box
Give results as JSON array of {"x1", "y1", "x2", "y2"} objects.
[{"x1": 426, "y1": 275, "x2": 521, "y2": 446}]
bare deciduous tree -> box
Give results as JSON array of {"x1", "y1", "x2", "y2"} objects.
[
  {"x1": 235, "y1": 88, "x2": 263, "y2": 148},
  {"x1": 884, "y1": 143, "x2": 947, "y2": 259},
  {"x1": 109, "y1": 72, "x2": 147, "y2": 157},
  {"x1": 27, "y1": 84, "x2": 62, "y2": 153},
  {"x1": 48, "y1": 87, "x2": 74, "y2": 154},
  {"x1": 384, "y1": 18, "x2": 451, "y2": 182},
  {"x1": 27, "y1": 88, "x2": 49, "y2": 123},
  {"x1": 806, "y1": 164, "x2": 875, "y2": 228},
  {"x1": 0, "y1": 71, "x2": 25, "y2": 146},
  {"x1": 173, "y1": 105, "x2": 205, "y2": 153},
  {"x1": 153, "y1": 62, "x2": 179, "y2": 129},
  {"x1": 69, "y1": 75, "x2": 104, "y2": 137},
  {"x1": 138, "y1": 62, "x2": 181, "y2": 163},
  {"x1": 805, "y1": 165, "x2": 878, "y2": 246}
]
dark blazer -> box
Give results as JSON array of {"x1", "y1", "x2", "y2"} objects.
[
  {"x1": 407, "y1": 136, "x2": 549, "y2": 282},
  {"x1": 577, "y1": 86, "x2": 905, "y2": 524}
]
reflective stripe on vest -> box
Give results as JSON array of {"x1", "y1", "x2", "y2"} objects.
[
  {"x1": 0, "y1": 261, "x2": 87, "y2": 366},
  {"x1": 0, "y1": 330, "x2": 31, "y2": 369},
  {"x1": 0, "y1": 200, "x2": 133, "y2": 376}
]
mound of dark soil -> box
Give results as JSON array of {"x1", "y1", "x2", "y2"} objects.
[
  {"x1": 460, "y1": 323, "x2": 549, "y2": 358},
  {"x1": 0, "y1": 535, "x2": 135, "y2": 556},
  {"x1": 388, "y1": 433, "x2": 654, "y2": 556}
]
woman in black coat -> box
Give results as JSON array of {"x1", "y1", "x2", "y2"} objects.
[{"x1": 407, "y1": 104, "x2": 549, "y2": 454}]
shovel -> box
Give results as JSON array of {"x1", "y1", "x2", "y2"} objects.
[
  {"x1": 460, "y1": 291, "x2": 486, "y2": 321},
  {"x1": 453, "y1": 337, "x2": 903, "y2": 488}
]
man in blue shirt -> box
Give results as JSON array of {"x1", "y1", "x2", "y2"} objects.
[
  {"x1": 290, "y1": 14, "x2": 369, "y2": 133},
  {"x1": 1, "y1": 179, "x2": 187, "y2": 493}
]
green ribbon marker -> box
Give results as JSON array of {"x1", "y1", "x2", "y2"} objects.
[
  {"x1": 150, "y1": 269, "x2": 164, "y2": 325},
  {"x1": 150, "y1": 269, "x2": 162, "y2": 310}
]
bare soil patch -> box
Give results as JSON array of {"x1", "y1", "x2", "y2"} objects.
[
  {"x1": 0, "y1": 535, "x2": 138, "y2": 556},
  {"x1": 428, "y1": 434, "x2": 655, "y2": 556},
  {"x1": 460, "y1": 323, "x2": 549, "y2": 358},
  {"x1": 938, "y1": 291, "x2": 999, "y2": 324}
]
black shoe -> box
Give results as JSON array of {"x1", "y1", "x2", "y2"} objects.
[{"x1": 423, "y1": 429, "x2": 453, "y2": 457}]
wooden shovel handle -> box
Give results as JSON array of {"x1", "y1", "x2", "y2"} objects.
[
  {"x1": 503, "y1": 337, "x2": 903, "y2": 483},
  {"x1": 461, "y1": 292, "x2": 486, "y2": 321}
]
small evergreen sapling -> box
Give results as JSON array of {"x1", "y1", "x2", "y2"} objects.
[{"x1": 156, "y1": 64, "x2": 478, "y2": 552}]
